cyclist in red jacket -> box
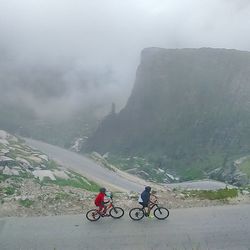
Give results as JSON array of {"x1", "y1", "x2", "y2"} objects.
[{"x1": 94, "y1": 187, "x2": 109, "y2": 215}]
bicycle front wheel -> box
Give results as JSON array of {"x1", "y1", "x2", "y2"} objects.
[
  {"x1": 109, "y1": 207, "x2": 124, "y2": 219},
  {"x1": 153, "y1": 207, "x2": 169, "y2": 220},
  {"x1": 86, "y1": 209, "x2": 101, "y2": 221},
  {"x1": 129, "y1": 208, "x2": 144, "y2": 221}
]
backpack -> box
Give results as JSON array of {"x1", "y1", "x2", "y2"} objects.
[{"x1": 138, "y1": 194, "x2": 143, "y2": 203}]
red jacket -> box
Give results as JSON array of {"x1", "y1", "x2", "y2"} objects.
[{"x1": 95, "y1": 193, "x2": 105, "y2": 206}]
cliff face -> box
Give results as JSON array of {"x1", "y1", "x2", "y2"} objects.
[{"x1": 86, "y1": 48, "x2": 250, "y2": 179}]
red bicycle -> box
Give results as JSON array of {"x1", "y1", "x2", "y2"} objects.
[
  {"x1": 129, "y1": 196, "x2": 169, "y2": 220},
  {"x1": 86, "y1": 196, "x2": 124, "y2": 221}
]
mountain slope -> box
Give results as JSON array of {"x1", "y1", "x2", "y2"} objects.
[{"x1": 86, "y1": 47, "x2": 250, "y2": 181}]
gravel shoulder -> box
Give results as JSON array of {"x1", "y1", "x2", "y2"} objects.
[{"x1": 1, "y1": 178, "x2": 250, "y2": 217}]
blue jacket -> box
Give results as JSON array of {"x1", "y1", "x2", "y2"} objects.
[{"x1": 141, "y1": 190, "x2": 150, "y2": 204}]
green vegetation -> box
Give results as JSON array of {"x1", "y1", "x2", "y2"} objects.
[
  {"x1": 107, "y1": 155, "x2": 148, "y2": 170},
  {"x1": 239, "y1": 159, "x2": 250, "y2": 178},
  {"x1": 183, "y1": 188, "x2": 238, "y2": 200},
  {"x1": 3, "y1": 186, "x2": 15, "y2": 195},
  {"x1": 41, "y1": 172, "x2": 100, "y2": 192},
  {"x1": 51, "y1": 178, "x2": 100, "y2": 192},
  {"x1": 179, "y1": 167, "x2": 205, "y2": 181},
  {"x1": 46, "y1": 160, "x2": 60, "y2": 170},
  {"x1": 19, "y1": 171, "x2": 33, "y2": 179},
  {"x1": 106, "y1": 154, "x2": 165, "y2": 182},
  {"x1": 106, "y1": 153, "x2": 224, "y2": 182},
  {"x1": 10, "y1": 176, "x2": 24, "y2": 183},
  {"x1": 0, "y1": 174, "x2": 10, "y2": 182},
  {"x1": 55, "y1": 192, "x2": 70, "y2": 200},
  {"x1": 19, "y1": 199, "x2": 34, "y2": 208}
]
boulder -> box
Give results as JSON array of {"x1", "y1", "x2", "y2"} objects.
[
  {"x1": 33, "y1": 170, "x2": 56, "y2": 181},
  {"x1": 3, "y1": 166, "x2": 19, "y2": 176}
]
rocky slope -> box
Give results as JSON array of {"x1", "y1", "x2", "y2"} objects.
[
  {"x1": 0, "y1": 130, "x2": 100, "y2": 217},
  {"x1": 1, "y1": 130, "x2": 250, "y2": 217},
  {"x1": 86, "y1": 48, "x2": 250, "y2": 183}
]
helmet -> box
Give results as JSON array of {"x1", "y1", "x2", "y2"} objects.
[
  {"x1": 145, "y1": 186, "x2": 151, "y2": 192},
  {"x1": 99, "y1": 187, "x2": 106, "y2": 193}
]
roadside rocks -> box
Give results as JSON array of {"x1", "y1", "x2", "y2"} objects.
[
  {"x1": 33, "y1": 170, "x2": 56, "y2": 181},
  {"x1": 3, "y1": 166, "x2": 20, "y2": 176},
  {"x1": 210, "y1": 156, "x2": 250, "y2": 186},
  {"x1": 16, "y1": 157, "x2": 32, "y2": 169},
  {"x1": 1, "y1": 179, "x2": 250, "y2": 217},
  {"x1": 53, "y1": 170, "x2": 70, "y2": 180},
  {"x1": 241, "y1": 190, "x2": 250, "y2": 195},
  {"x1": 0, "y1": 178, "x2": 96, "y2": 217}
]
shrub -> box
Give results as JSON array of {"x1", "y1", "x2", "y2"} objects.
[
  {"x1": 4, "y1": 186, "x2": 15, "y2": 195},
  {"x1": 184, "y1": 188, "x2": 238, "y2": 200},
  {"x1": 19, "y1": 199, "x2": 34, "y2": 207}
]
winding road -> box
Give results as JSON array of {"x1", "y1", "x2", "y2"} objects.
[
  {"x1": 1, "y1": 139, "x2": 249, "y2": 249},
  {"x1": 1, "y1": 205, "x2": 250, "y2": 250},
  {"x1": 24, "y1": 138, "x2": 145, "y2": 192},
  {"x1": 24, "y1": 138, "x2": 235, "y2": 193}
]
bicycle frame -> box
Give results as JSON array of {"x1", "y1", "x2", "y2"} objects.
[
  {"x1": 129, "y1": 195, "x2": 169, "y2": 221},
  {"x1": 95, "y1": 198, "x2": 114, "y2": 216},
  {"x1": 142, "y1": 198, "x2": 159, "y2": 215}
]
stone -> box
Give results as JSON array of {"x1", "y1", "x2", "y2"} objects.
[
  {"x1": 38, "y1": 155, "x2": 49, "y2": 161},
  {"x1": 16, "y1": 157, "x2": 32, "y2": 169},
  {"x1": 3, "y1": 166, "x2": 19, "y2": 176},
  {"x1": 242, "y1": 190, "x2": 250, "y2": 195},
  {"x1": 53, "y1": 170, "x2": 69, "y2": 179},
  {"x1": 33, "y1": 170, "x2": 56, "y2": 181}
]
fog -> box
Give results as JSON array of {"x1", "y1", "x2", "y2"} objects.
[{"x1": 1, "y1": 0, "x2": 250, "y2": 119}]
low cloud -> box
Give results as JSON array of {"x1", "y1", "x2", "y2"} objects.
[{"x1": 0, "y1": 0, "x2": 250, "y2": 120}]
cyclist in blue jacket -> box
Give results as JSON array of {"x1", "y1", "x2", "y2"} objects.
[{"x1": 138, "y1": 186, "x2": 151, "y2": 216}]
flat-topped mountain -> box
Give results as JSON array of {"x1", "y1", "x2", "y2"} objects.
[{"x1": 86, "y1": 47, "x2": 250, "y2": 182}]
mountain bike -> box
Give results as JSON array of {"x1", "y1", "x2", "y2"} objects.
[
  {"x1": 129, "y1": 196, "x2": 169, "y2": 221},
  {"x1": 86, "y1": 196, "x2": 124, "y2": 221}
]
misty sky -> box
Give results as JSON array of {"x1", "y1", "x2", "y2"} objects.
[{"x1": 1, "y1": 0, "x2": 250, "y2": 119}]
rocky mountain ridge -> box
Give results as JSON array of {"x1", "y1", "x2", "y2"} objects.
[{"x1": 86, "y1": 47, "x2": 250, "y2": 184}]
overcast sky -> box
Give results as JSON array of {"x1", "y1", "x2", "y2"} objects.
[{"x1": 1, "y1": 0, "x2": 250, "y2": 118}]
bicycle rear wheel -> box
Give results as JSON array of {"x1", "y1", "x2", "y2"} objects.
[
  {"x1": 86, "y1": 209, "x2": 101, "y2": 221},
  {"x1": 153, "y1": 207, "x2": 169, "y2": 220},
  {"x1": 109, "y1": 207, "x2": 124, "y2": 219},
  {"x1": 129, "y1": 208, "x2": 144, "y2": 221}
]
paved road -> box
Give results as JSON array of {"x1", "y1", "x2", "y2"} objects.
[
  {"x1": 165, "y1": 180, "x2": 236, "y2": 190},
  {"x1": 1, "y1": 205, "x2": 250, "y2": 250},
  {"x1": 24, "y1": 138, "x2": 233, "y2": 193},
  {"x1": 24, "y1": 138, "x2": 144, "y2": 192}
]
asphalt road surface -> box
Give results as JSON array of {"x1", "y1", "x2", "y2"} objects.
[
  {"x1": 1, "y1": 205, "x2": 250, "y2": 250},
  {"x1": 24, "y1": 138, "x2": 144, "y2": 192},
  {"x1": 165, "y1": 180, "x2": 236, "y2": 190}
]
